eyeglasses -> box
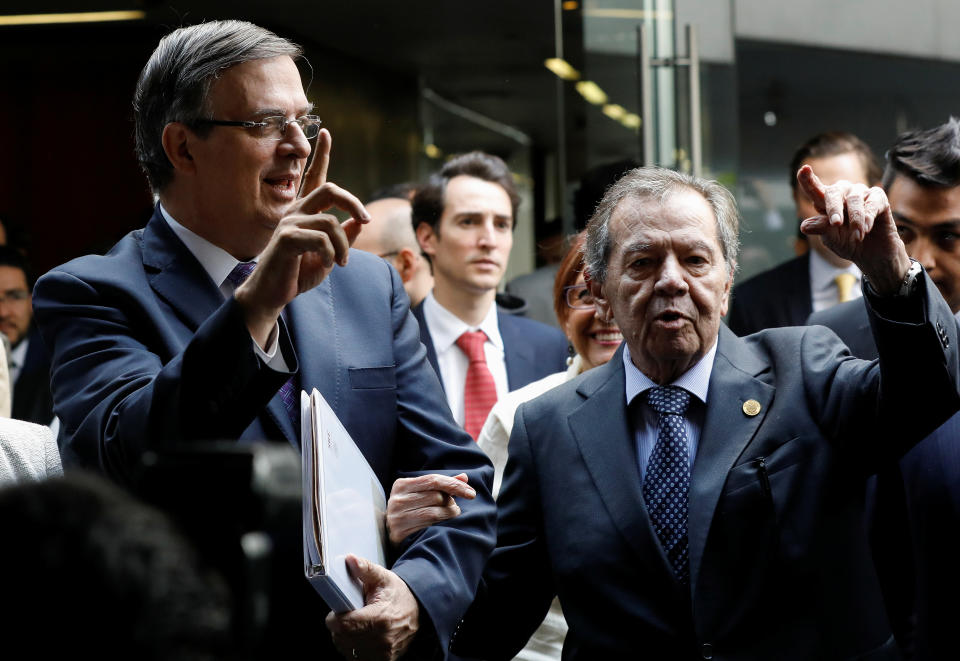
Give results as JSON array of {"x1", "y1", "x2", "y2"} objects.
[
  {"x1": 197, "y1": 115, "x2": 322, "y2": 140},
  {"x1": 0, "y1": 289, "x2": 29, "y2": 304},
  {"x1": 563, "y1": 283, "x2": 595, "y2": 309}
]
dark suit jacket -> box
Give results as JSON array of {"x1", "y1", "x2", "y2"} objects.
[
  {"x1": 32, "y1": 208, "x2": 497, "y2": 656},
  {"x1": 11, "y1": 327, "x2": 54, "y2": 426},
  {"x1": 455, "y1": 275, "x2": 959, "y2": 660},
  {"x1": 727, "y1": 254, "x2": 811, "y2": 336},
  {"x1": 810, "y1": 297, "x2": 960, "y2": 660},
  {"x1": 411, "y1": 302, "x2": 568, "y2": 393}
]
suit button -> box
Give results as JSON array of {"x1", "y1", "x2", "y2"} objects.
[{"x1": 701, "y1": 642, "x2": 714, "y2": 659}]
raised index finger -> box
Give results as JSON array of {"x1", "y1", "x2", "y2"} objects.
[
  {"x1": 796, "y1": 164, "x2": 827, "y2": 215},
  {"x1": 299, "y1": 127, "x2": 331, "y2": 198}
]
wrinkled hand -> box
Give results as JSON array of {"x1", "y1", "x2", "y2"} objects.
[
  {"x1": 386, "y1": 473, "x2": 475, "y2": 546},
  {"x1": 236, "y1": 129, "x2": 371, "y2": 345},
  {"x1": 326, "y1": 555, "x2": 419, "y2": 661},
  {"x1": 797, "y1": 164, "x2": 911, "y2": 294}
]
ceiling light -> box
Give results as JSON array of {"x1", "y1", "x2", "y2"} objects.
[
  {"x1": 621, "y1": 113, "x2": 641, "y2": 129},
  {"x1": 544, "y1": 58, "x2": 580, "y2": 81},
  {"x1": 602, "y1": 104, "x2": 626, "y2": 120},
  {"x1": 0, "y1": 10, "x2": 145, "y2": 26},
  {"x1": 575, "y1": 81, "x2": 608, "y2": 106},
  {"x1": 562, "y1": 1, "x2": 579, "y2": 10},
  {"x1": 424, "y1": 144, "x2": 442, "y2": 159}
]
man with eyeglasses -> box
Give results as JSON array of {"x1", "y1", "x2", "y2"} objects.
[
  {"x1": 354, "y1": 188, "x2": 434, "y2": 307},
  {"x1": 808, "y1": 118, "x2": 960, "y2": 660},
  {"x1": 0, "y1": 246, "x2": 54, "y2": 427},
  {"x1": 31, "y1": 20, "x2": 495, "y2": 661}
]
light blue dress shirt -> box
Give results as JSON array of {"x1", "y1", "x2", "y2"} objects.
[{"x1": 623, "y1": 340, "x2": 718, "y2": 480}]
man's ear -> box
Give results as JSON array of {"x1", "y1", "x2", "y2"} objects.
[
  {"x1": 393, "y1": 248, "x2": 418, "y2": 284},
  {"x1": 585, "y1": 271, "x2": 612, "y2": 322},
  {"x1": 720, "y1": 260, "x2": 736, "y2": 317},
  {"x1": 415, "y1": 222, "x2": 436, "y2": 258},
  {"x1": 161, "y1": 122, "x2": 197, "y2": 176}
]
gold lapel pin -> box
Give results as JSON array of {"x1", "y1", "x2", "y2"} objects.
[{"x1": 742, "y1": 399, "x2": 761, "y2": 417}]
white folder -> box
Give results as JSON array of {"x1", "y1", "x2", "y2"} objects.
[{"x1": 301, "y1": 388, "x2": 387, "y2": 612}]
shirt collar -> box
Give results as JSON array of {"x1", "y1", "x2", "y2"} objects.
[
  {"x1": 422, "y1": 292, "x2": 504, "y2": 353},
  {"x1": 159, "y1": 203, "x2": 258, "y2": 290},
  {"x1": 623, "y1": 337, "x2": 718, "y2": 407},
  {"x1": 809, "y1": 248, "x2": 861, "y2": 293}
]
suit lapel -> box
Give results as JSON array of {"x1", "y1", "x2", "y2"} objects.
[
  {"x1": 142, "y1": 211, "x2": 224, "y2": 332},
  {"x1": 286, "y1": 280, "x2": 337, "y2": 446},
  {"x1": 412, "y1": 303, "x2": 442, "y2": 390},
  {"x1": 787, "y1": 253, "x2": 813, "y2": 323},
  {"x1": 142, "y1": 209, "x2": 295, "y2": 444},
  {"x1": 498, "y1": 309, "x2": 534, "y2": 391},
  {"x1": 687, "y1": 326, "x2": 774, "y2": 595},
  {"x1": 568, "y1": 353, "x2": 671, "y2": 575}
]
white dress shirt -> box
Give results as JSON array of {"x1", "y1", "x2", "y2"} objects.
[
  {"x1": 159, "y1": 204, "x2": 286, "y2": 369},
  {"x1": 809, "y1": 249, "x2": 862, "y2": 312},
  {"x1": 8, "y1": 336, "x2": 27, "y2": 385},
  {"x1": 624, "y1": 339, "x2": 717, "y2": 480},
  {"x1": 421, "y1": 292, "x2": 509, "y2": 427}
]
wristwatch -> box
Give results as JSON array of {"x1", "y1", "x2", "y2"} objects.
[
  {"x1": 894, "y1": 258, "x2": 924, "y2": 297},
  {"x1": 865, "y1": 258, "x2": 923, "y2": 298}
]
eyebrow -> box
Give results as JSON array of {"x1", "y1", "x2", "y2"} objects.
[
  {"x1": 622, "y1": 238, "x2": 716, "y2": 254},
  {"x1": 249, "y1": 102, "x2": 315, "y2": 118},
  {"x1": 893, "y1": 212, "x2": 960, "y2": 230},
  {"x1": 452, "y1": 211, "x2": 512, "y2": 220}
]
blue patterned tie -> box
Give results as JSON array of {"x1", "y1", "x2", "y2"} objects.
[
  {"x1": 226, "y1": 261, "x2": 298, "y2": 426},
  {"x1": 643, "y1": 385, "x2": 692, "y2": 584}
]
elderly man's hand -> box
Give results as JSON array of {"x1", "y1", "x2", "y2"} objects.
[
  {"x1": 235, "y1": 129, "x2": 371, "y2": 346},
  {"x1": 386, "y1": 473, "x2": 475, "y2": 546},
  {"x1": 797, "y1": 164, "x2": 912, "y2": 295},
  {"x1": 326, "y1": 555, "x2": 420, "y2": 661}
]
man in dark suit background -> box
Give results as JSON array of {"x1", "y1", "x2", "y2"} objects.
[
  {"x1": 411, "y1": 152, "x2": 567, "y2": 439},
  {"x1": 809, "y1": 118, "x2": 960, "y2": 660},
  {"x1": 451, "y1": 165, "x2": 959, "y2": 659},
  {"x1": 728, "y1": 131, "x2": 882, "y2": 335},
  {"x1": 0, "y1": 246, "x2": 53, "y2": 426},
  {"x1": 31, "y1": 20, "x2": 495, "y2": 660}
]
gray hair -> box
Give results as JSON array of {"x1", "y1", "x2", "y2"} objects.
[
  {"x1": 584, "y1": 167, "x2": 740, "y2": 283},
  {"x1": 133, "y1": 20, "x2": 303, "y2": 193}
]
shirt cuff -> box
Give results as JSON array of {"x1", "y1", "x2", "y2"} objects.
[{"x1": 251, "y1": 321, "x2": 290, "y2": 372}]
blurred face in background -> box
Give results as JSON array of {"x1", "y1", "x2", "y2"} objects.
[
  {"x1": 561, "y1": 274, "x2": 622, "y2": 371},
  {"x1": 794, "y1": 151, "x2": 871, "y2": 266},
  {"x1": 0, "y1": 265, "x2": 32, "y2": 347}
]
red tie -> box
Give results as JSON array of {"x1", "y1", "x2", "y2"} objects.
[{"x1": 456, "y1": 330, "x2": 498, "y2": 441}]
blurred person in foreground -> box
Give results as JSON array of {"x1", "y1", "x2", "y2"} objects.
[
  {"x1": 353, "y1": 188, "x2": 433, "y2": 306},
  {"x1": 809, "y1": 118, "x2": 960, "y2": 660},
  {"x1": 30, "y1": 19, "x2": 495, "y2": 660},
  {"x1": 728, "y1": 131, "x2": 881, "y2": 335},
  {"x1": 0, "y1": 471, "x2": 231, "y2": 660},
  {"x1": 448, "y1": 165, "x2": 959, "y2": 659}
]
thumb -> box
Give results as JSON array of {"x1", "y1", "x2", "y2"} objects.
[
  {"x1": 346, "y1": 554, "x2": 388, "y2": 587},
  {"x1": 343, "y1": 217, "x2": 363, "y2": 246}
]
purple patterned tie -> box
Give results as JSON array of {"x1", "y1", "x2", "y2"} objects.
[
  {"x1": 226, "y1": 261, "x2": 299, "y2": 427},
  {"x1": 643, "y1": 385, "x2": 692, "y2": 584}
]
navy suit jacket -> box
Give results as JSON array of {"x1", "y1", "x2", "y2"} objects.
[
  {"x1": 11, "y1": 327, "x2": 54, "y2": 426},
  {"x1": 454, "y1": 274, "x2": 960, "y2": 660},
  {"x1": 411, "y1": 301, "x2": 568, "y2": 393},
  {"x1": 727, "y1": 254, "x2": 811, "y2": 336},
  {"x1": 810, "y1": 297, "x2": 960, "y2": 660},
  {"x1": 32, "y1": 209, "x2": 497, "y2": 656}
]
